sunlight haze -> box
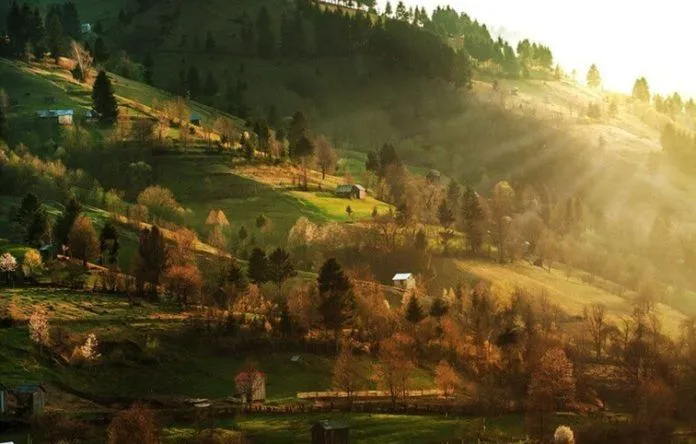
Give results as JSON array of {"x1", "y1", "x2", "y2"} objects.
[{"x1": 388, "y1": 0, "x2": 696, "y2": 97}]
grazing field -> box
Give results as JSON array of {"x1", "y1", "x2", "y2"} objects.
[
  {"x1": 0, "y1": 59, "x2": 91, "y2": 117},
  {"x1": 232, "y1": 413, "x2": 528, "y2": 443},
  {"x1": 0, "y1": 287, "x2": 435, "y2": 401},
  {"x1": 440, "y1": 258, "x2": 687, "y2": 337}
]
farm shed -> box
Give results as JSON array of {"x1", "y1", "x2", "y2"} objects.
[
  {"x1": 12, "y1": 384, "x2": 46, "y2": 416},
  {"x1": 311, "y1": 420, "x2": 350, "y2": 444},
  {"x1": 335, "y1": 184, "x2": 366, "y2": 200},
  {"x1": 190, "y1": 113, "x2": 202, "y2": 126},
  {"x1": 36, "y1": 109, "x2": 73, "y2": 125},
  {"x1": 392, "y1": 273, "x2": 416, "y2": 290}
]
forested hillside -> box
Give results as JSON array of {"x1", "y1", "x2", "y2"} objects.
[{"x1": 5, "y1": 0, "x2": 696, "y2": 442}]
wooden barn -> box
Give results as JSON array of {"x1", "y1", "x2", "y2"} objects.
[
  {"x1": 311, "y1": 420, "x2": 350, "y2": 444},
  {"x1": 335, "y1": 184, "x2": 366, "y2": 200}
]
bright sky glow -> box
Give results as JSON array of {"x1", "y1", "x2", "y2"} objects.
[{"x1": 381, "y1": 0, "x2": 696, "y2": 97}]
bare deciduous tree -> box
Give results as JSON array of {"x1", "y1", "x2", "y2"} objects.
[{"x1": 315, "y1": 135, "x2": 338, "y2": 180}]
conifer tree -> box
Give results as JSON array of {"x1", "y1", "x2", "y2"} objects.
[
  {"x1": 186, "y1": 66, "x2": 200, "y2": 99},
  {"x1": 203, "y1": 71, "x2": 218, "y2": 96},
  {"x1": 247, "y1": 247, "x2": 268, "y2": 284},
  {"x1": 143, "y1": 53, "x2": 154, "y2": 85},
  {"x1": 462, "y1": 185, "x2": 485, "y2": 254},
  {"x1": 55, "y1": 196, "x2": 82, "y2": 247},
  {"x1": 93, "y1": 37, "x2": 109, "y2": 63},
  {"x1": 586, "y1": 64, "x2": 601, "y2": 88},
  {"x1": 405, "y1": 295, "x2": 425, "y2": 325},
  {"x1": 92, "y1": 70, "x2": 119, "y2": 123},
  {"x1": 0, "y1": 106, "x2": 6, "y2": 138},
  {"x1": 317, "y1": 258, "x2": 354, "y2": 343},
  {"x1": 205, "y1": 31, "x2": 216, "y2": 51},
  {"x1": 256, "y1": 6, "x2": 275, "y2": 57}
]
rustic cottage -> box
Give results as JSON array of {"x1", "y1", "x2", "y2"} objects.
[
  {"x1": 335, "y1": 184, "x2": 366, "y2": 200},
  {"x1": 392, "y1": 273, "x2": 416, "y2": 290},
  {"x1": 311, "y1": 420, "x2": 350, "y2": 444}
]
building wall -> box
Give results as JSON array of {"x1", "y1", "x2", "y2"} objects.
[{"x1": 58, "y1": 115, "x2": 73, "y2": 125}]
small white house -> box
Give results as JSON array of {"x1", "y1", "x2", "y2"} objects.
[{"x1": 392, "y1": 273, "x2": 416, "y2": 290}]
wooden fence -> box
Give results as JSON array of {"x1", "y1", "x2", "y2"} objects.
[{"x1": 297, "y1": 388, "x2": 445, "y2": 400}]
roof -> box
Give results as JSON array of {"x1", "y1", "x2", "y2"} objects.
[
  {"x1": 336, "y1": 184, "x2": 364, "y2": 192},
  {"x1": 14, "y1": 383, "x2": 45, "y2": 393},
  {"x1": 313, "y1": 420, "x2": 349, "y2": 430},
  {"x1": 37, "y1": 110, "x2": 74, "y2": 118},
  {"x1": 235, "y1": 370, "x2": 265, "y2": 380},
  {"x1": 392, "y1": 273, "x2": 413, "y2": 281},
  {"x1": 190, "y1": 113, "x2": 202, "y2": 120}
]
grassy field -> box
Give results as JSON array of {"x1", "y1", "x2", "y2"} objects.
[
  {"x1": 0, "y1": 59, "x2": 92, "y2": 117},
  {"x1": 0, "y1": 286, "x2": 435, "y2": 402},
  {"x1": 439, "y1": 258, "x2": 687, "y2": 337},
  {"x1": 230, "y1": 412, "x2": 540, "y2": 443}
]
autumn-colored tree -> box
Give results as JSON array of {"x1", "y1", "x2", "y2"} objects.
[
  {"x1": 434, "y1": 360, "x2": 463, "y2": 396},
  {"x1": 332, "y1": 342, "x2": 363, "y2": 405},
  {"x1": 169, "y1": 228, "x2": 198, "y2": 266},
  {"x1": 633, "y1": 378, "x2": 676, "y2": 441},
  {"x1": 0, "y1": 252, "x2": 17, "y2": 284},
  {"x1": 583, "y1": 303, "x2": 612, "y2": 358},
  {"x1": 235, "y1": 360, "x2": 265, "y2": 406},
  {"x1": 22, "y1": 249, "x2": 44, "y2": 280},
  {"x1": 527, "y1": 348, "x2": 576, "y2": 438},
  {"x1": 553, "y1": 426, "x2": 574, "y2": 444},
  {"x1": 164, "y1": 263, "x2": 203, "y2": 306},
  {"x1": 29, "y1": 307, "x2": 50, "y2": 352},
  {"x1": 107, "y1": 403, "x2": 160, "y2": 444},
  {"x1": 315, "y1": 135, "x2": 338, "y2": 180},
  {"x1": 374, "y1": 333, "x2": 415, "y2": 408},
  {"x1": 79, "y1": 333, "x2": 101, "y2": 361},
  {"x1": 137, "y1": 185, "x2": 184, "y2": 220},
  {"x1": 69, "y1": 215, "x2": 99, "y2": 267},
  {"x1": 71, "y1": 40, "x2": 93, "y2": 83}
]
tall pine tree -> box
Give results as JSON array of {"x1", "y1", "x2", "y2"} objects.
[
  {"x1": 317, "y1": 258, "x2": 354, "y2": 343},
  {"x1": 256, "y1": 6, "x2": 275, "y2": 57},
  {"x1": 92, "y1": 70, "x2": 119, "y2": 123}
]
